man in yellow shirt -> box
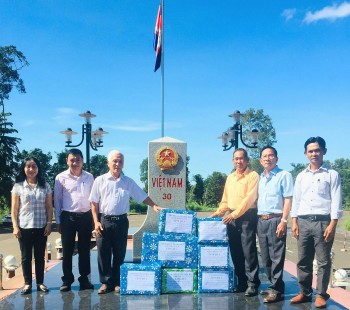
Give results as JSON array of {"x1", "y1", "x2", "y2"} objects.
[{"x1": 211, "y1": 148, "x2": 260, "y2": 296}]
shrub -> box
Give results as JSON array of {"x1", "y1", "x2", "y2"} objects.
[
  {"x1": 0, "y1": 196, "x2": 11, "y2": 219},
  {"x1": 129, "y1": 200, "x2": 147, "y2": 214},
  {"x1": 344, "y1": 216, "x2": 350, "y2": 232},
  {"x1": 186, "y1": 201, "x2": 216, "y2": 212}
]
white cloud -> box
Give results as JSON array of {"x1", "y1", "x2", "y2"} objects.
[
  {"x1": 56, "y1": 107, "x2": 77, "y2": 114},
  {"x1": 105, "y1": 120, "x2": 184, "y2": 132},
  {"x1": 52, "y1": 107, "x2": 79, "y2": 126},
  {"x1": 282, "y1": 8, "x2": 297, "y2": 21},
  {"x1": 106, "y1": 121, "x2": 160, "y2": 132},
  {"x1": 304, "y1": 2, "x2": 350, "y2": 24},
  {"x1": 53, "y1": 107, "x2": 77, "y2": 119},
  {"x1": 22, "y1": 120, "x2": 35, "y2": 127}
]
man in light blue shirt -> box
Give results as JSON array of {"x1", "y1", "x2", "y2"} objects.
[
  {"x1": 257, "y1": 146, "x2": 293, "y2": 303},
  {"x1": 290, "y1": 136, "x2": 342, "y2": 308}
]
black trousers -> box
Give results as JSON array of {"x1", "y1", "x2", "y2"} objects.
[
  {"x1": 257, "y1": 216, "x2": 286, "y2": 294},
  {"x1": 297, "y1": 218, "x2": 333, "y2": 298},
  {"x1": 18, "y1": 227, "x2": 47, "y2": 285},
  {"x1": 60, "y1": 210, "x2": 92, "y2": 284},
  {"x1": 227, "y1": 208, "x2": 260, "y2": 289},
  {"x1": 96, "y1": 216, "x2": 129, "y2": 287}
]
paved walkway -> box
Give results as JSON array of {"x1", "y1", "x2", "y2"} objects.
[
  {"x1": 1, "y1": 212, "x2": 350, "y2": 309},
  {"x1": 1, "y1": 247, "x2": 349, "y2": 309}
]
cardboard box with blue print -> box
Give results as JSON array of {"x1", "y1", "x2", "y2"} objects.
[
  {"x1": 198, "y1": 243, "x2": 230, "y2": 270},
  {"x1": 158, "y1": 209, "x2": 197, "y2": 236},
  {"x1": 198, "y1": 268, "x2": 234, "y2": 293},
  {"x1": 197, "y1": 217, "x2": 228, "y2": 244},
  {"x1": 141, "y1": 232, "x2": 198, "y2": 268},
  {"x1": 120, "y1": 262, "x2": 162, "y2": 295}
]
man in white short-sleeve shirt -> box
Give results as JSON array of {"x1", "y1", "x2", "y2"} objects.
[{"x1": 90, "y1": 150, "x2": 162, "y2": 294}]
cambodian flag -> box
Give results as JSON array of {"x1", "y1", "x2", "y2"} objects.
[{"x1": 154, "y1": 3, "x2": 162, "y2": 72}]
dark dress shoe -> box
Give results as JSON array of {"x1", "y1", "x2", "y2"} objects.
[
  {"x1": 245, "y1": 286, "x2": 258, "y2": 297},
  {"x1": 60, "y1": 283, "x2": 71, "y2": 292},
  {"x1": 264, "y1": 293, "x2": 283, "y2": 303},
  {"x1": 37, "y1": 284, "x2": 49, "y2": 293},
  {"x1": 233, "y1": 286, "x2": 248, "y2": 293},
  {"x1": 80, "y1": 281, "x2": 94, "y2": 290},
  {"x1": 21, "y1": 285, "x2": 32, "y2": 295},
  {"x1": 290, "y1": 293, "x2": 312, "y2": 304},
  {"x1": 98, "y1": 284, "x2": 113, "y2": 294}
]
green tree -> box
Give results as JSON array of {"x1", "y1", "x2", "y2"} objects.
[
  {"x1": 290, "y1": 163, "x2": 307, "y2": 181},
  {"x1": 333, "y1": 158, "x2": 350, "y2": 171},
  {"x1": 0, "y1": 112, "x2": 20, "y2": 205},
  {"x1": 0, "y1": 45, "x2": 29, "y2": 112},
  {"x1": 241, "y1": 108, "x2": 277, "y2": 159},
  {"x1": 249, "y1": 158, "x2": 264, "y2": 175},
  {"x1": 0, "y1": 195, "x2": 11, "y2": 218},
  {"x1": 51, "y1": 150, "x2": 68, "y2": 179},
  {"x1": 203, "y1": 172, "x2": 227, "y2": 208},
  {"x1": 333, "y1": 158, "x2": 350, "y2": 210},
  {"x1": 0, "y1": 46, "x2": 28, "y2": 210},
  {"x1": 185, "y1": 156, "x2": 191, "y2": 201},
  {"x1": 188, "y1": 174, "x2": 204, "y2": 204},
  {"x1": 140, "y1": 158, "x2": 148, "y2": 192},
  {"x1": 340, "y1": 169, "x2": 350, "y2": 210},
  {"x1": 90, "y1": 154, "x2": 108, "y2": 179}
]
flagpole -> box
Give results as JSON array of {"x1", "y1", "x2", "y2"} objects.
[{"x1": 161, "y1": 0, "x2": 165, "y2": 137}]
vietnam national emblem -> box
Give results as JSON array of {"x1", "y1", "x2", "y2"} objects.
[{"x1": 155, "y1": 146, "x2": 179, "y2": 171}]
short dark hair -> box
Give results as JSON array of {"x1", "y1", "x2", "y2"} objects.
[
  {"x1": 260, "y1": 146, "x2": 278, "y2": 158},
  {"x1": 233, "y1": 148, "x2": 248, "y2": 159},
  {"x1": 66, "y1": 148, "x2": 83, "y2": 159},
  {"x1": 304, "y1": 136, "x2": 326, "y2": 151}
]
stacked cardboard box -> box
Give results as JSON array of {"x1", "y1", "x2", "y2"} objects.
[
  {"x1": 197, "y1": 218, "x2": 234, "y2": 293},
  {"x1": 145, "y1": 209, "x2": 198, "y2": 294},
  {"x1": 120, "y1": 209, "x2": 234, "y2": 295},
  {"x1": 120, "y1": 263, "x2": 162, "y2": 295},
  {"x1": 120, "y1": 209, "x2": 197, "y2": 295}
]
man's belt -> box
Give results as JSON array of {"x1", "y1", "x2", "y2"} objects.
[
  {"x1": 298, "y1": 214, "x2": 330, "y2": 222},
  {"x1": 103, "y1": 214, "x2": 127, "y2": 221},
  {"x1": 62, "y1": 210, "x2": 91, "y2": 217},
  {"x1": 258, "y1": 213, "x2": 283, "y2": 220}
]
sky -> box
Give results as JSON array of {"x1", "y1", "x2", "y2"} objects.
[{"x1": 1, "y1": 0, "x2": 350, "y2": 186}]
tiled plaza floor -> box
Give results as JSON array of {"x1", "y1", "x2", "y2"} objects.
[{"x1": 1, "y1": 249, "x2": 348, "y2": 310}]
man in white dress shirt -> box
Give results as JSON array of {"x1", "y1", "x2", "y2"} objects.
[
  {"x1": 90, "y1": 150, "x2": 162, "y2": 294},
  {"x1": 54, "y1": 148, "x2": 94, "y2": 291},
  {"x1": 290, "y1": 137, "x2": 342, "y2": 308}
]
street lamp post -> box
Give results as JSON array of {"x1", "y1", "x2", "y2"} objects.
[
  {"x1": 60, "y1": 110, "x2": 108, "y2": 171},
  {"x1": 218, "y1": 110, "x2": 259, "y2": 151}
]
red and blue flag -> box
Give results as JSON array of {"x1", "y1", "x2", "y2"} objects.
[{"x1": 154, "y1": 3, "x2": 162, "y2": 72}]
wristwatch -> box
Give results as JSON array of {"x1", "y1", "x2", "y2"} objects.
[{"x1": 281, "y1": 218, "x2": 288, "y2": 223}]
